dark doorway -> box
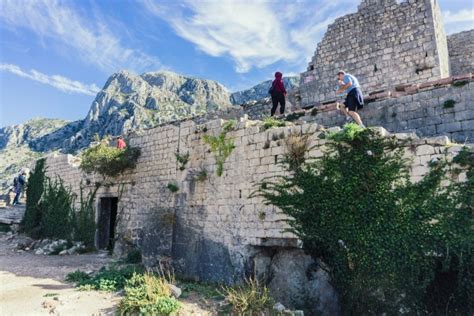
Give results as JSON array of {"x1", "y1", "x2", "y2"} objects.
[{"x1": 98, "y1": 197, "x2": 118, "y2": 250}]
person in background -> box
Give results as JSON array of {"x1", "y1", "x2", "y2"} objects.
[
  {"x1": 269, "y1": 71, "x2": 287, "y2": 116},
  {"x1": 335, "y1": 70, "x2": 365, "y2": 128},
  {"x1": 12, "y1": 170, "x2": 26, "y2": 205},
  {"x1": 117, "y1": 136, "x2": 127, "y2": 149}
]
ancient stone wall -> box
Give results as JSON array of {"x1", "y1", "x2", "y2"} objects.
[
  {"x1": 448, "y1": 30, "x2": 474, "y2": 76},
  {"x1": 43, "y1": 116, "x2": 470, "y2": 312},
  {"x1": 300, "y1": 0, "x2": 450, "y2": 106},
  {"x1": 243, "y1": 75, "x2": 474, "y2": 143}
]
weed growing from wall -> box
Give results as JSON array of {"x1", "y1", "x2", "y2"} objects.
[
  {"x1": 175, "y1": 151, "x2": 190, "y2": 171},
  {"x1": 262, "y1": 117, "x2": 286, "y2": 130},
  {"x1": 203, "y1": 120, "x2": 236, "y2": 177},
  {"x1": 255, "y1": 125, "x2": 473, "y2": 314}
]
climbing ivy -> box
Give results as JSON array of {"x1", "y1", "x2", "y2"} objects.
[
  {"x1": 255, "y1": 124, "x2": 473, "y2": 314},
  {"x1": 203, "y1": 120, "x2": 236, "y2": 177}
]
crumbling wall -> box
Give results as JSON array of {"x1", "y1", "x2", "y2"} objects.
[
  {"x1": 300, "y1": 0, "x2": 450, "y2": 106},
  {"x1": 448, "y1": 30, "x2": 474, "y2": 76}
]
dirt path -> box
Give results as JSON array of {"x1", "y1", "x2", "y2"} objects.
[
  {"x1": 0, "y1": 233, "x2": 120, "y2": 315},
  {"x1": 0, "y1": 233, "x2": 220, "y2": 315}
]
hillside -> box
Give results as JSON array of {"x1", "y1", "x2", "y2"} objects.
[{"x1": 230, "y1": 76, "x2": 299, "y2": 105}]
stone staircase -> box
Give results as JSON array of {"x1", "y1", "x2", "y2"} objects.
[{"x1": 0, "y1": 204, "x2": 25, "y2": 225}]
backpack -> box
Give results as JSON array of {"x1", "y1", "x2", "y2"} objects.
[{"x1": 268, "y1": 81, "x2": 275, "y2": 95}]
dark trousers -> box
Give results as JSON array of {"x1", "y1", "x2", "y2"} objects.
[{"x1": 271, "y1": 92, "x2": 286, "y2": 116}]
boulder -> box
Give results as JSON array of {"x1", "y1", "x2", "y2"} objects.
[{"x1": 267, "y1": 249, "x2": 340, "y2": 316}]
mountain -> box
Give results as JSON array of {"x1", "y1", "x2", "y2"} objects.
[
  {"x1": 0, "y1": 71, "x2": 299, "y2": 190},
  {"x1": 0, "y1": 118, "x2": 69, "y2": 189},
  {"x1": 0, "y1": 71, "x2": 234, "y2": 189},
  {"x1": 31, "y1": 71, "x2": 233, "y2": 152},
  {"x1": 230, "y1": 76, "x2": 300, "y2": 105}
]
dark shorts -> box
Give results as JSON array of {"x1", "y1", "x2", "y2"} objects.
[{"x1": 344, "y1": 88, "x2": 364, "y2": 111}]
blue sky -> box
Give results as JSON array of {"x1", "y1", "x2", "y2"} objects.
[{"x1": 0, "y1": 0, "x2": 473, "y2": 127}]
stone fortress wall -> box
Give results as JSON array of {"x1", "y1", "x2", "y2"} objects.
[
  {"x1": 43, "y1": 117, "x2": 471, "y2": 311},
  {"x1": 300, "y1": 0, "x2": 450, "y2": 106},
  {"x1": 448, "y1": 29, "x2": 474, "y2": 76},
  {"x1": 243, "y1": 74, "x2": 474, "y2": 143}
]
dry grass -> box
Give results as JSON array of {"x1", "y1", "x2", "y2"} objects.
[
  {"x1": 283, "y1": 132, "x2": 312, "y2": 171},
  {"x1": 221, "y1": 278, "x2": 274, "y2": 314}
]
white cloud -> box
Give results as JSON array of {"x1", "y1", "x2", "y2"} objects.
[
  {"x1": 0, "y1": 0, "x2": 161, "y2": 73},
  {"x1": 443, "y1": 9, "x2": 474, "y2": 24},
  {"x1": 0, "y1": 63, "x2": 100, "y2": 96},
  {"x1": 143, "y1": 0, "x2": 359, "y2": 73}
]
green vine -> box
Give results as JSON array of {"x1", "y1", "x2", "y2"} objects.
[
  {"x1": 203, "y1": 120, "x2": 236, "y2": 177},
  {"x1": 255, "y1": 126, "x2": 473, "y2": 314}
]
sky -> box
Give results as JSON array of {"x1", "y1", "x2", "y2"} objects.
[{"x1": 0, "y1": 0, "x2": 473, "y2": 127}]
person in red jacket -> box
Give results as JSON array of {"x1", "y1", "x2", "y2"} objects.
[
  {"x1": 269, "y1": 71, "x2": 287, "y2": 116},
  {"x1": 117, "y1": 136, "x2": 126, "y2": 149}
]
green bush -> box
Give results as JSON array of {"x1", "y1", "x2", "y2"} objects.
[
  {"x1": 73, "y1": 185, "x2": 99, "y2": 248},
  {"x1": 65, "y1": 270, "x2": 91, "y2": 283},
  {"x1": 80, "y1": 141, "x2": 141, "y2": 178},
  {"x1": 203, "y1": 120, "x2": 236, "y2": 177},
  {"x1": 23, "y1": 158, "x2": 46, "y2": 233},
  {"x1": 41, "y1": 178, "x2": 74, "y2": 240},
  {"x1": 118, "y1": 272, "x2": 180, "y2": 315},
  {"x1": 262, "y1": 116, "x2": 286, "y2": 130},
  {"x1": 221, "y1": 278, "x2": 274, "y2": 314},
  {"x1": 69, "y1": 266, "x2": 143, "y2": 292},
  {"x1": 256, "y1": 127, "x2": 473, "y2": 314}
]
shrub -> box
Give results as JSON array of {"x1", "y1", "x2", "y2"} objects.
[
  {"x1": 221, "y1": 278, "x2": 274, "y2": 314},
  {"x1": 166, "y1": 182, "x2": 179, "y2": 193},
  {"x1": 125, "y1": 249, "x2": 142, "y2": 264},
  {"x1": 80, "y1": 141, "x2": 141, "y2": 178},
  {"x1": 203, "y1": 120, "x2": 236, "y2": 177},
  {"x1": 70, "y1": 266, "x2": 143, "y2": 292},
  {"x1": 23, "y1": 158, "x2": 46, "y2": 233},
  {"x1": 118, "y1": 272, "x2": 180, "y2": 315},
  {"x1": 65, "y1": 270, "x2": 91, "y2": 283},
  {"x1": 41, "y1": 178, "x2": 74, "y2": 240},
  {"x1": 73, "y1": 185, "x2": 99, "y2": 248},
  {"x1": 262, "y1": 116, "x2": 286, "y2": 130},
  {"x1": 256, "y1": 128, "x2": 473, "y2": 314},
  {"x1": 175, "y1": 151, "x2": 190, "y2": 171}
]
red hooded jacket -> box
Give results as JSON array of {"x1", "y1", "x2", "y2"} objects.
[{"x1": 272, "y1": 72, "x2": 287, "y2": 94}]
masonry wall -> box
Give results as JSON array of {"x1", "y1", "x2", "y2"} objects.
[
  {"x1": 300, "y1": 0, "x2": 450, "y2": 106},
  {"x1": 243, "y1": 76, "x2": 474, "y2": 143},
  {"x1": 44, "y1": 116, "x2": 469, "y2": 285},
  {"x1": 448, "y1": 30, "x2": 474, "y2": 76}
]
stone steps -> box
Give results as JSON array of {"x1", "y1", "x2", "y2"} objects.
[{"x1": 0, "y1": 205, "x2": 25, "y2": 224}]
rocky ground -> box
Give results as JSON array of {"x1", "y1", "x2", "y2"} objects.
[{"x1": 0, "y1": 232, "x2": 221, "y2": 315}]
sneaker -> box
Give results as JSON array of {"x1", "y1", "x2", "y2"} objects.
[
  {"x1": 359, "y1": 124, "x2": 366, "y2": 128},
  {"x1": 345, "y1": 116, "x2": 352, "y2": 123}
]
